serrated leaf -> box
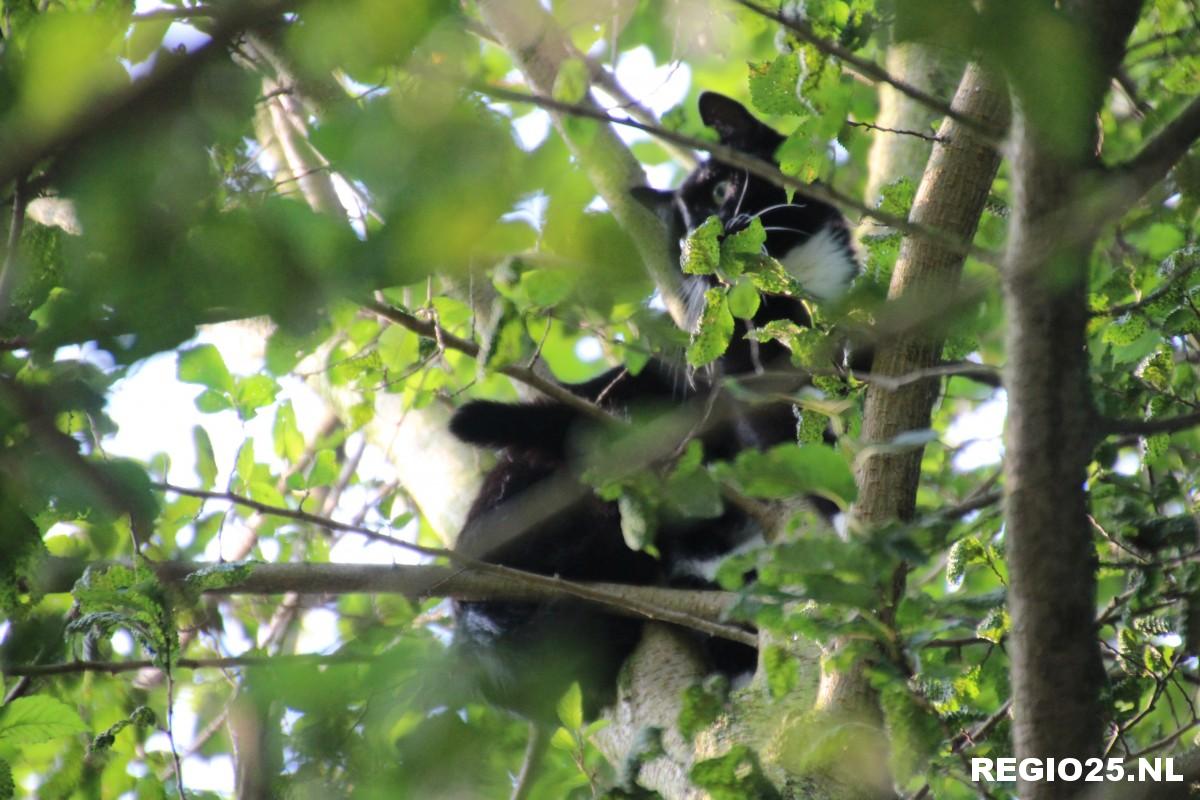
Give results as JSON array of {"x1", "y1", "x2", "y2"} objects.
[
  {"x1": 748, "y1": 54, "x2": 805, "y2": 116},
  {"x1": 0, "y1": 696, "x2": 87, "y2": 746},
  {"x1": 741, "y1": 253, "x2": 805, "y2": 296},
  {"x1": 763, "y1": 644, "x2": 798, "y2": 699},
  {"x1": 686, "y1": 287, "x2": 734, "y2": 367},
  {"x1": 721, "y1": 217, "x2": 767, "y2": 257},
  {"x1": 683, "y1": 216, "x2": 723, "y2": 275}
]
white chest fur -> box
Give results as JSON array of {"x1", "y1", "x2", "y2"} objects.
[{"x1": 779, "y1": 224, "x2": 858, "y2": 302}]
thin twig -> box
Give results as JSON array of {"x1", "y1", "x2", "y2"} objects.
[
  {"x1": 1092, "y1": 256, "x2": 1200, "y2": 317},
  {"x1": 152, "y1": 482, "x2": 756, "y2": 646},
  {"x1": 2, "y1": 652, "x2": 372, "y2": 678},
  {"x1": 846, "y1": 120, "x2": 944, "y2": 143},
  {"x1": 851, "y1": 361, "x2": 1003, "y2": 391},
  {"x1": 0, "y1": 174, "x2": 27, "y2": 317},
  {"x1": 1101, "y1": 409, "x2": 1200, "y2": 438},
  {"x1": 476, "y1": 84, "x2": 1000, "y2": 265},
  {"x1": 731, "y1": 0, "x2": 1004, "y2": 144},
  {"x1": 363, "y1": 299, "x2": 618, "y2": 424}
]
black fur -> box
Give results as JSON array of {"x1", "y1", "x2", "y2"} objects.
[{"x1": 450, "y1": 93, "x2": 861, "y2": 722}]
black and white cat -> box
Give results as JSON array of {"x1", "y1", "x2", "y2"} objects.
[{"x1": 449, "y1": 92, "x2": 860, "y2": 723}]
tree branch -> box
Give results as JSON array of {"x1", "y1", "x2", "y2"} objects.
[
  {"x1": 0, "y1": 174, "x2": 28, "y2": 318},
  {"x1": 363, "y1": 298, "x2": 618, "y2": 424},
  {"x1": 1098, "y1": 92, "x2": 1200, "y2": 222},
  {"x1": 2, "y1": 652, "x2": 369, "y2": 678},
  {"x1": 475, "y1": 0, "x2": 690, "y2": 328},
  {"x1": 1092, "y1": 252, "x2": 1200, "y2": 317},
  {"x1": 148, "y1": 482, "x2": 754, "y2": 646},
  {"x1": 1100, "y1": 410, "x2": 1200, "y2": 438},
  {"x1": 730, "y1": 0, "x2": 1005, "y2": 145},
  {"x1": 479, "y1": 84, "x2": 1000, "y2": 265}
]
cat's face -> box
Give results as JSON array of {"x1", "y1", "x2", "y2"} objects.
[
  {"x1": 633, "y1": 92, "x2": 787, "y2": 242},
  {"x1": 633, "y1": 92, "x2": 857, "y2": 306}
]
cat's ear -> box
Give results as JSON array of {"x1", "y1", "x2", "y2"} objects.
[{"x1": 698, "y1": 91, "x2": 784, "y2": 152}]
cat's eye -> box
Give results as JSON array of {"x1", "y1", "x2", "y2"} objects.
[{"x1": 711, "y1": 179, "x2": 736, "y2": 205}]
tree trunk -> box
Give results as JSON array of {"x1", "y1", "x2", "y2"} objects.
[
  {"x1": 1002, "y1": 3, "x2": 1145, "y2": 795},
  {"x1": 831, "y1": 64, "x2": 1008, "y2": 734},
  {"x1": 861, "y1": 44, "x2": 963, "y2": 212}
]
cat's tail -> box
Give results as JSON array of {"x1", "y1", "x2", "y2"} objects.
[{"x1": 449, "y1": 400, "x2": 582, "y2": 458}]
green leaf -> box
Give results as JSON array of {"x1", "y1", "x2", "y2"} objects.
[
  {"x1": 740, "y1": 253, "x2": 805, "y2": 296},
  {"x1": 377, "y1": 325, "x2": 419, "y2": 371},
  {"x1": 178, "y1": 344, "x2": 233, "y2": 392},
  {"x1": 0, "y1": 696, "x2": 88, "y2": 746},
  {"x1": 727, "y1": 278, "x2": 761, "y2": 320},
  {"x1": 690, "y1": 745, "x2": 781, "y2": 800},
  {"x1": 763, "y1": 644, "x2": 798, "y2": 699},
  {"x1": 519, "y1": 268, "x2": 574, "y2": 307},
  {"x1": 663, "y1": 461, "x2": 723, "y2": 519},
  {"x1": 194, "y1": 388, "x2": 233, "y2": 413},
  {"x1": 556, "y1": 682, "x2": 584, "y2": 731},
  {"x1": 0, "y1": 758, "x2": 12, "y2": 800},
  {"x1": 305, "y1": 449, "x2": 339, "y2": 488},
  {"x1": 272, "y1": 402, "x2": 305, "y2": 463},
  {"x1": 233, "y1": 374, "x2": 280, "y2": 421},
  {"x1": 748, "y1": 54, "x2": 805, "y2": 116},
  {"x1": 234, "y1": 440, "x2": 255, "y2": 491},
  {"x1": 721, "y1": 217, "x2": 766, "y2": 257},
  {"x1": 552, "y1": 57, "x2": 590, "y2": 104},
  {"x1": 720, "y1": 444, "x2": 857, "y2": 506},
  {"x1": 686, "y1": 287, "x2": 734, "y2": 367},
  {"x1": 878, "y1": 177, "x2": 916, "y2": 217},
  {"x1": 549, "y1": 727, "x2": 576, "y2": 751},
  {"x1": 682, "y1": 216, "x2": 723, "y2": 275},
  {"x1": 192, "y1": 426, "x2": 217, "y2": 489},
  {"x1": 678, "y1": 680, "x2": 726, "y2": 740}
]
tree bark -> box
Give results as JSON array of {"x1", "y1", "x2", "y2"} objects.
[
  {"x1": 1002, "y1": 3, "x2": 1145, "y2": 796},
  {"x1": 475, "y1": 0, "x2": 687, "y2": 329},
  {"x1": 861, "y1": 44, "x2": 964, "y2": 211},
  {"x1": 828, "y1": 65, "x2": 1009, "y2": 734}
]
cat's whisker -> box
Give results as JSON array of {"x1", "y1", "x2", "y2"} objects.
[
  {"x1": 750, "y1": 202, "x2": 807, "y2": 219},
  {"x1": 731, "y1": 168, "x2": 750, "y2": 220},
  {"x1": 762, "y1": 226, "x2": 808, "y2": 235}
]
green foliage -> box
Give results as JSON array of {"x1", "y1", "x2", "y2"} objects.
[
  {"x1": 715, "y1": 443, "x2": 857, "y2": 508},
  {"x1": 69, "y1": 563, "x2": 177, "y2": 668},
  {"x1": 690, "y1": 745, "x2": 780, "y2": 800},
  {"x1": 0, "y1": 695, "x2": 87, "y2": 746},
  {"x1": 0, "y1": 0, "x2": 1196, "y2": 797},
  {"x1": 686, "y1": 286, "x2": 734, "y2": 367}
]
